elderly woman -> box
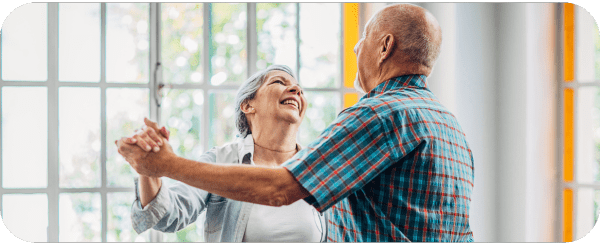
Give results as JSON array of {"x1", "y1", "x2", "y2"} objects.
[{"x1": 118, "y1": 65, "x2": 326, "y2": 242}]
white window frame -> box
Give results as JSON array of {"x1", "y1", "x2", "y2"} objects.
[{"x1": 0, "y1": 2, "x2": 352, "y2": 242}]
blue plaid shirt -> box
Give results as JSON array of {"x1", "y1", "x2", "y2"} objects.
[{"x1": 283, "y1": 75, "x2": 474, "y2": 242}]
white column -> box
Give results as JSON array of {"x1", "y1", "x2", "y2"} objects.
[
  {"x1": 452, "y1": 3, "x2": 497, "y2": 242},
  {"x1": 523, "y1": 3, "x2": 558, "y2": 242},
  {"x1": 495, "y1": 3, "x2": 530, "y2": 242},
  {"x1": 421, "y1": 3, "x2": 457, "y2": 114}
]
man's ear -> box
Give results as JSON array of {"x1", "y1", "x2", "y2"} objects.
[{"x1": 379, "y1": 34, "x2": 395, "y2": 64}]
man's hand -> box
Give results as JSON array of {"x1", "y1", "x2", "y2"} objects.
[{"x1": 115, "y1": 118, "x2": 176, "y2": 177}]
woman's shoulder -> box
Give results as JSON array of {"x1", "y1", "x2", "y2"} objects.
[{"x1": 206, "y1": 136, "x2": 249, "y2": 164}]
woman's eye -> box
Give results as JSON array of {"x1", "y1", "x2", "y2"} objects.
[{"x1": 274, "y1": 80, "x2": 284, "y2": 85}]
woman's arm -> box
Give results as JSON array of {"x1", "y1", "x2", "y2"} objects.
[{"x1": 139, "y1": 175, "x2": 161, "y2": 208}]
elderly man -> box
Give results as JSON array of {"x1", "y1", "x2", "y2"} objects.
[{"x1": 117, "y1": 3, "x2": 474, "y2": 242}]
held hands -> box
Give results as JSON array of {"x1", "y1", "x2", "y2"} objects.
[{"x1": 115, "y1": 118, "x2": 175, "y2": 177}]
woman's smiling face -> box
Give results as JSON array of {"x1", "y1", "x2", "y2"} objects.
[{"x1": 247, "y1": 70, "x2": 306, "y2": 126}]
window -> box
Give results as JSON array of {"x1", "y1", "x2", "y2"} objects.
[
  {"x1": 0, "y1": 3, "x2": 360, "y2": 242},
  {"x1": 561, "y1": 3, "x2": 600, "y2": 242}
]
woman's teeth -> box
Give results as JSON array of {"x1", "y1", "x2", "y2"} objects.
[{"x1": 282, "y1": 99, "x2": 299, "y2": 109}]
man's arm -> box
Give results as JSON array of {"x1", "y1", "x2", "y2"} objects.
[
  {"x1": 165, "y1": 154, "x2": 311, "y2": 206},
  {"x1": 117, "y1": 139, "x2": 310, "y2": 206}
]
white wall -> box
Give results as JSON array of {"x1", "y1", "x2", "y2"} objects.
[{"x1": 362, "y1": 3, "x2": 560, "y2": 242}]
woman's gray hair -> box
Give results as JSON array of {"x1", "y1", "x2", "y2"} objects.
[{"x1": 235, "y1": 64, "x2": 296, "y2": 138}]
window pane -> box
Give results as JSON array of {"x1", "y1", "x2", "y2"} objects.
[
  {"x1": 1, "y1": 87, "x2": 47, "y2": 188},
  {"x1": 256, "y1": 3, "x2": 297, "y2": 72},
  {"x1": 1, "y1": 3, "x2": 47, "y2": 81},
  {"x1": 161, "y1": 89, "x2": 204, "y2": 159},
  {"x1": 575, "y1": 5, "x2": 596, "y2": 83},
  {"x1": 576, "y1": 87, "x2": 600, "y2": 183},
  {"x1": 299, "y1": 92, "x2": 340, "y2": 146},
  {"x1": 106, "y1": 3, "x2": 149, "y2": 83},
  {"x1": 107, "y1": 192, "x2": 140, "y2": 242},
  {"x1": 58, "y1": 3, "x2": 101, "y2": 82},
  {"x1": 59, "y1": 193, "x2": 101, "y2": 242},
  {"x1": 575, "y1": 188, "x2": 600, "y2": 241},
  {"x1": 210, "y1": 3, "x2": 247, "y2": 86},
  {"x1": 161, "y1": 3, "x2": 203, "y2": 84},
  {"x1": 2, "y1": 194, "x2": 48, "y2": 242},
  {"x1": 594, "y1": 22, "x2": 599, "y2": 81},
  {"x1": 208, "y1": 91, "x2": 237, "y2": 148},
  {"x1": 299, "y1": 3, "x2": 341, "y2": 88},
  {"x1": 59, "y1": 87, "x2": 101, "y2": 188},
  {"x1": 106, "y1": 88, "x2": 149, "y2": 187}
]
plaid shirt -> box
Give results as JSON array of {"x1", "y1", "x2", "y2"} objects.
[{"x1": 283, "y1": 75, "x2": 474, "y2": 242}]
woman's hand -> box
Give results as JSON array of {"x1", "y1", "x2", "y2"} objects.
[{"x1": 124, "y1": 118, "x2": 171, "y2": 153}]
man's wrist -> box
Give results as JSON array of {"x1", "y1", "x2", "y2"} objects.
[{"x1": 160, "y1": 153, "x2": 180, "y2": 178}]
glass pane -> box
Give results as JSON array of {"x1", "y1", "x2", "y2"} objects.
[
  {"x1": 1, "y1": 87, "x2": 47, "y2": 188},
  {"x1": 59, "y1": 193, "x2": 101, "y2": 242},
  {"x1": 107, "y1": 192, "x2": 139, "y2": 242},
  {"x1": 1, "y1": 194, "x2": 48, "y2": 242},
  {"x1": 208, "y1": 91, "x2": 237, "y2": 148},
  {"x1": 575, "y1": 5, "x2": 596, "y2": 83},
  {"x1": 299, "y1": 92, "x2": 341, "y2": 146},
  {"x1": 106, "y1": 88, "x2": 149, "y2": 187},
  {"x1": 575, "y1": 188, "x2": 600, "y2": 241},
  {"x1": 256, "y1": 3, "x2": 297, "y2": 72},
  {"x1": 1, "y1": 3, "x2": 47, "y2": 81},
  {"x1": 161, "y1": 89, "x2": 204, "y2": 159},
  {"x1": 299, "y1": 3, "x2": 341, "y2": 88},
  {"x1": 210, "y1": 3, "x2": 247, "y2": 86},
  {"x1": 576, "y1": 87, "x2": 600, "y2": 183},
  {"x1": 106, "y1": 3, "x2": 149, "y2": 83},
  {"x1": 59, "y1": 87, "x2": 101, "y2": 188},
  {"x1": 595, "y1": 22, "x2": 600, "y2": 81},
  {"x1": 161, "y1": 3, "x2": 203, "y2": 84},
  {"x1": 58, "y1": 3, "x2": 101, "y2": 82}
]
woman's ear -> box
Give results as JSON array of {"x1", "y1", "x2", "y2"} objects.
[{"x1": 241, "y1": 102, "x2": 255, "y2": 114}]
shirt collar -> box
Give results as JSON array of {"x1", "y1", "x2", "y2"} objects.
[{"x1": 363, "y1": 74, "x2": 428, "y2": 100}]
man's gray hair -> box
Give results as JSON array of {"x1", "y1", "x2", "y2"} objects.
[
  {"x1": 371, "y1": 4, "x2": 442, "y2": 68},
  {"x1": 234, "y1": 64, "x2": 296, "y2": 138}
]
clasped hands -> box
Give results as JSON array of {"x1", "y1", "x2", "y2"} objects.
[{"x1": 115, "y1": 118, "x2": 175, "y2": 177}]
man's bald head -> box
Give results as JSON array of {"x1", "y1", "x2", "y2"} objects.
[{"x1": 368, "y1": 4, "x2": 442, "y2": 69}]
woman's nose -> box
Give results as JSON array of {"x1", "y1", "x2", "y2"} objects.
[{"x1": 288, "y1": 85, "x2": 302, "y2": 95}]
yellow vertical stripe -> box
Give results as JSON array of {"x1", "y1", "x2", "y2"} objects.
[
  {"x1": 564, "y1": 3, "x2": 575, "y2": 82},
  {"x1": 343, "y1": 3, "x2": 359, "y2": 88},
  {"x1": 564, "y1": 88, "x2": 574, "y2": 182},
  {"x1": 344, "y1": 93, "x2": 359, "y2": 109},
  {"x1": 563, "y1": 188, "x2": 574, "y2": 242}
]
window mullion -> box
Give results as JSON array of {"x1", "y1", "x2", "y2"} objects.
[
  {"x1": 148, "y1": 3, "x2": 163, "y2": 243},
  {"x1": 203, "y1": 3, "x2": 211, "y2": 155},
  {"x1": 47, "y1": 2, "x2": 60, "y2": 243},
  {"x1": 100, "y1": 3, "x2": 108, "y2": 243},
  {"x1": 248, "y1": 3, "x2": 257, "y2": 76},
  {"x1": 150, "y1": 3, "x2": 160, "y2": 123}
]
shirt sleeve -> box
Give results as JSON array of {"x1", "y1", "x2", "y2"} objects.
[
  {"x1": 130, "y1": 148, "x2": 217, "y2": 234},
  {"x1": 282, "y1": 104, "x2": 395, "y2": 212}
]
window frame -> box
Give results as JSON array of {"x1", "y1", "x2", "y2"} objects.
[
  {"x1": 559, "y1": 2, "x2": 600, "y2": 243},
  {"x1": 0, "y1": 2, "x2": 359, "y2": 242}
]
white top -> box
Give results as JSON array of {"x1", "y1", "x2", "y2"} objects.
[
  {"x1": 242, "y1": 200, "x2": 323, "y2": 242},
  {"x1": 241, "y1": 148, "x2": 322, "y2": 242}
]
